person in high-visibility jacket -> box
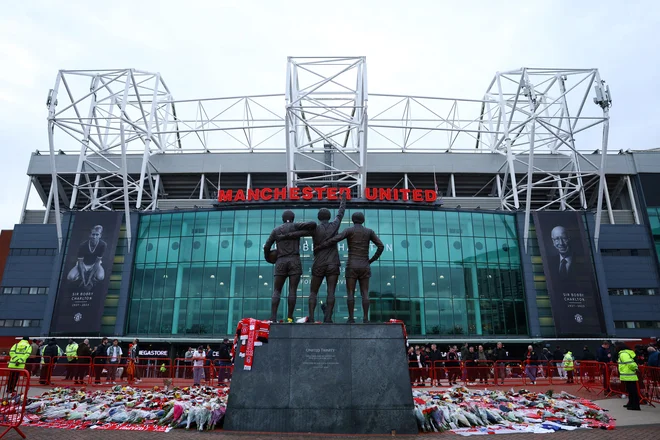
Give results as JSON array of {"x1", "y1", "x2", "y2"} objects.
[
  {"x1": 65, "y1": 338, "x2": 79, "y2": 380},
  {"x1": 563, "y1": 350, "x2": 575, "y2": 383},
  {"x1": 615, "y1": 341, "x2": 641, "y2": 411},
  {"x1": 7, "y1": 336, "x2": 31, "y2": 393}
]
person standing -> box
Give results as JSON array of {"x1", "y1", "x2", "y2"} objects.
[
  {"x1": 205, "y1": 344, "x2": 215, "y2": 385},
  {"x1": 92, "y1": 337, "x2": 109, "y2": 384},
  {"x1": 40, "y1": 339, "x2": 61, "y2": 385},
  {"x1": 553, "y1": 346, "x2": 566, "y2": 379},
  {"x1": 563, "y1": 350, "x2": 575, "y2": 383},
  {"x1": 217, "y1": 339, "x2": 232, "y2": 383},
  {"x1": 428, "y1": 344, "x2": 443, "y2": 386},
  {"x1": 7, "y1": 337, "x2": 31, "y2": 393},
  {"x1": 184, "y1": 347, "x2": 194, "y2": 378},
  {"x1": 446, "y1": 346, "x2": 460, "y2": 385},
  {"x1": 491, "y1": 342, "x2": 507, "y2": 385},
  {"x1": 28, "y1": 338, "x2": 40, "y2": 376},
  {"x1": 106, "y1": 339, "x2": 122, "y2": 384},
  {"x1": 597, "y1": 341, "x2": 613, "y2": 392},
  {"x1": 476, "y1": 345, "x2": 489, "y2": 384},
  {"x1": 128, "y1": 338, "x2": 141, "y2": 383},
  {"x1": 648, "y1": 346, "x2": 659, "y2": 367},
  {"x1": 615, "y1": 341, "x2": 641, "y2": 411},
  {"x1": 65, "y1": 338, "x2": 79, "y2": 381},
  {"x1": 75, "y1": 339, "x2": 92, "y2": 385},
  {"x1": 192, "y1": 346, "x2": 206, "y2": 386},
  {"x1": 524, "y1": 345, "x2": 538, "y2": 385}
]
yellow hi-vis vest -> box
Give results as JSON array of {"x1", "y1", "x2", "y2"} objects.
[
  {"x1": 160, "y1": 363, "x2": 166, "y2": 373},
  {"x1": 9, "y1": 340, "x2": 31, "y2": 369},
  {"x1": 563, "y1": 352, "x2": 574, "y2": 371},
  {"x1": 618, "y1": 349, "x2": 639, "y2": 381},
  {"x1": 66, "y1": 343, "x2": 79, "y2": 361}
]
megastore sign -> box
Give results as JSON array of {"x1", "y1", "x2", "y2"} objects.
[{"x1": 217, "y1": 187, "x2": 439, "y2": 203}]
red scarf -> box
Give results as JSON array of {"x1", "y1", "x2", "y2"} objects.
[{"x1": 233, "y1": 318, "x2": 271, "y2": 371}]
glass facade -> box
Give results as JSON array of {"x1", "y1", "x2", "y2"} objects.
[{"x1": 127, "y1": 208, "x2": 527, "y2": 338}]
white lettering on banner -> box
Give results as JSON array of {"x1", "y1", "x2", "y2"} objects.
[
  {"x1": 138, "y1": 350, "x2": 169, "y2": 356},
  {"x1": 386, "y1": 244, "x2": 393, "y2": 252}
]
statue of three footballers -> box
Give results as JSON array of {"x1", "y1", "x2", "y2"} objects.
[{"x1": 263, "y1": 195, "x2": 384, "y2": 323}]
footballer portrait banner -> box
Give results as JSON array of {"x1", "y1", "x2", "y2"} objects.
[
  {"x1": 51, "y1": 212, "x2": 123, "y2": 334},
  {"x1": 533, "y1": 211, "x2": 605, "y2": 336}
]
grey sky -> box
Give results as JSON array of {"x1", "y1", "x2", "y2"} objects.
[{"x1": 0, "y1": 0, "x2": 658, "y2": 230}]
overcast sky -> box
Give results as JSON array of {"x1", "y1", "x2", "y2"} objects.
[{"x1": 0, "y1": 0, "x2": 659, "y2": 230}]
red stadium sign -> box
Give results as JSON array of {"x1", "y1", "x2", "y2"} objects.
[{"x1": 217, "y1": 187, "x2": 438, "y2": 203}]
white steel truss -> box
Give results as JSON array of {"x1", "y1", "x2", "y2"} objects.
[
  {"x1": 285, "y1": 57, "x2": 368, "y2": 196},
  {"x1": 43, "y1": 59, "x2": 612, "y2": 252}
]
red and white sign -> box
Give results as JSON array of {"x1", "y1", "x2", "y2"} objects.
[{"x1": 217, "y1": 187, "x2": 438, "y2": 203}]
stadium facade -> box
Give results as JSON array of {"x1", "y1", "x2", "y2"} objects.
[{"x1": 0, "y1": 58, "x2": 659, "y2": 353}]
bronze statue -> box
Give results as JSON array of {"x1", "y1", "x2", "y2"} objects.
[
  {"x1": 278, "y1": 196, "x2": 346, "y2": 322},
  {"x1": 263, "y1": 211, "x2": 316, "y2": 322},
  {"x1": 315, "y1": 212, "x2": 384, "y2": 323}
]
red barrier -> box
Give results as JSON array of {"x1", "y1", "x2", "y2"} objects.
[
  {"x1": 461, "y1": 360, "x2": 494, "y2": 385},
  {"x1": 0, "y1": 368, "x2": 30, "y2": 439},
  {"x1": 576, "y1": 361, "x2": 608, "y2": 396},
  {"x1": 172, "y1": 358, "x2": 215, "y2": 387},
  {"x1": 639, "y1": 366, "x2": 660, "y2": 405},
  {"x1": 46, "y1": 356, "x2": 93, "y2": 387},
  {"x1": 127, "y1": 358, "x2": 172, "y2": 388},
  {"x1": 494, "y1": 360, "x2": 526, "y2": 386}
]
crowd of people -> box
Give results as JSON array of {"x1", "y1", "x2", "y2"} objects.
[
  {"x1": 2, "y1": 337, "x2": 236, "y2": 388},
  {"x1": 407, "y1": 340, "x2": 659, "y2": 391}
]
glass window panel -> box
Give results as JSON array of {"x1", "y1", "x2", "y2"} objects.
[
  {"x1": 147, "y1": 216, "x2": 160, "y2": 238},
  {"x1": 200, "y1": 299, "x2": 214, "y2": 334},
  {"x1": 141, "y1": 267, "x2": 155, "y2": 299},
  {"x1": 213, "y1": 299, "x2": 229, "y2": 334},
  {"x1": 234, "y1": 211, "x2": 248, "y2": 235},
  {"x1": 375, "y1": 234, "x2": 393, "y2": 261},
  {"x1": 434, "y1": 236, "x2": 449, "y2": 262},
  {"x1": 503, "y1": 301, "x2": 517, "y2": 335},
  {"x1": 497, "y1": 238, "x2": 511, "y2": 265},
  {"x1": 155, "y1": 237, "x2": 169, "y2": 263},
  {"x1": 232, "y1": 236, "x2": 247, "y2": 261},
  {"x1": 448, "y1": 237, "x2": 462, "y2": 263},
  {"x1": 167, "y1": 237, "x2": 180, "y2": 263},
  {"x1": 433, "y1": 211, "x2": 447, "y2": 236},
  {"x1": 152, "y1": 267, "x2": 166, "y2": 298},
  {"x1": 446, "y1": 212, "x2": 461, "y2": 236},
  {"x1": 459, "y1": 212, "x2": 474, "y2": 236},
  {"x1": 494, "y1": 215, "x2": 508, "y2": 238},
  {"x1": 485, "y1": 238, "x2": 499, "y2": 265},
  {"x1": 215, "y1": 265, "x2": 231, "y2": 298},
  {"x1": 203, "y1": 266, "x2": 217, "y2": 298},
  {"x1": 472, "y1": 213, "x2": 485, "y2": 236},
  {"x1": 405, "y1": 235, "x2": 421, "y2": 261},
  {"x1": 378, "y1": 210, "x2": 393, "y2": 234},
  {"x1": 484, "y1": 214, "x2": 497, "y2": 237},
  {"x1": 159, "y1": 214, "x2": 172, "y2": 237},
  {"x1": 245, "y1": 234, "x2": 261, "y2": 261},
  {"x1": 160, "y1": 299, "x2": 174, "y2": 334},
  {"x1": 515, "y1": 300, "x2": 528, "y2": 335},
  {"x1": 138, "y1": 299, "x2": 151, "y2": 333},
  {"x1": 462, "y1": 237, "x2": 475, "y2": 263},
  {"x1": 452, "y1": 299, "x2": 467, "y2": 335},
  {"x1": 163, "y1": 266, "x2": 177, "y2": 298},
  {"x1": 393, "y1": 235, "x2": 408, "y2": 261},
  {"x1": 437, "y1": 263, "x2": 451, "y2": 297},
  {"x1": 138, "y1": 216, "x2": 151, "y2": 239},
  {"x1": 205, "y1": 235, "x2": 219, "y2": 262},
  {"x1": 181, "y1": 212, "x2": 196, "y2": 236},
  {"x1": 259, "y1": 210, "x2": 276, "y2": 233},
  {"x1": 170, "y1": 213, "x2": 183, "y2": 237},
  {"x1": 131, "y1": 267, "x2": 144, "y2": 299},
  {"x1": 191, "y1": 237, "x2": 206, "y2": 262},
  {"x1": 504, "y1": 215, "x2": 517, "y2": 239},
  {"x1": 178, "y1": 237, "x2": 193, "y2": 262},
  {"x1": 193, "y1": 212, "x2": 208, "y2": 235},
  {"x1": 149, "y1": 299, "x2": 162, "y2": 334},
  {"x1": 466, "y1": 299, "x2": 479, "y2": 335},
  {"x1": 247, "y1": 210, "x2": 262, "y2": 234},
  {"x1": 450, "y1": 265, "x2": 466, "y2": 298},
  {"x1": 143, "y1": 239, "x2": 157, "y2": 264},
  {"x1": 186, "y1": 298, "x2": 202, "y2": 334},
  {"x1": 405, "y1": 210, "x2": 420, "y2": 235},
  {"x1": 421, "y1": 236, "x2": 435, "y2": 261}
]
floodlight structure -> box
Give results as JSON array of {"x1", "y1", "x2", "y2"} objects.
[
  {"x1": 481, "y1": 68, "x2": 612, "y2": 250},
  {"x1": 42, "y1": 58, "x2": 613, "y2": 253},
  {"x1": 285, "y1": 57, "x2": 368, "y2": 196}
]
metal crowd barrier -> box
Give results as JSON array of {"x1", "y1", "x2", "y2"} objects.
[
  {"x1": 0, "y1": 368, "x2": 30, "y2": 439},
  {"x1": 639, "y1": 366, "x2": 660, "y2": 404},
  {"x1": 576, "y1": 361, "x2": 608, "y2": 396}
]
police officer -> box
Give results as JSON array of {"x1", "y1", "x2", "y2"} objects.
[
  {"x1": 615, "y1": 341, "x2": 641, "y2": 411},
  {"x1": 7, "y1": 336, "x2": 31, "y2": 393},
  {"x1": 65, "y1": 338, "x2": 79, "y2": 380}
]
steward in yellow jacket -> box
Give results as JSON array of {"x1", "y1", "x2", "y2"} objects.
[{"x1": 7, "y1": 337, "x2": 31, "y2": 393}]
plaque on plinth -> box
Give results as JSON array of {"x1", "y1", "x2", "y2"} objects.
[{"x1": 224, "y1": 323, "x2": 417, "y2": 434}]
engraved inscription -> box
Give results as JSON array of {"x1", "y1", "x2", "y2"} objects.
[{"x1": 302, "y1": 347, "x2": 339, "y2": 369}]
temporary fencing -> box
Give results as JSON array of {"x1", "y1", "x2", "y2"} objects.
[
  {"x1": 576, "y1": 361, "x2": 608, "y2": 396},
  {"x1": 0, "y1": 368, "x2": 30, "y2": 439},
  {"x1": 639, "y1": 366, "x2": 660, "y2": 405}
]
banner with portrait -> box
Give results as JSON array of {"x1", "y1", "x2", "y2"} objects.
[
  {"x1": 533, "y1": 212, "x2": 605, "y2": 336},
  {"x1": 50, "y1": 212, "x2": 123, "y2": 334}
]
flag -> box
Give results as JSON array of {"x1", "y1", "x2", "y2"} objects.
[{"x1": 433, "y1": 167, "x2": 439, "y2": 195}]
